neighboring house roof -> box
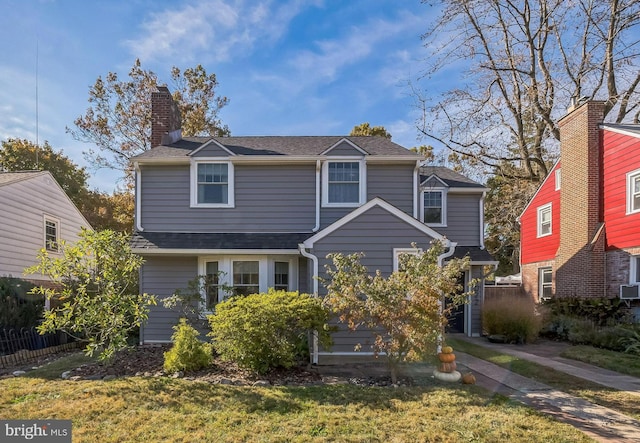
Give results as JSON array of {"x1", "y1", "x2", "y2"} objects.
[
  {"x1": 131, "y1": 232, "x2": 312, "y2": 253},
  {"x1": 0, "y1": 171, "x2": 47, "y2": 186},
  {"x1": 419, "y1": 166, "x2": 486, "y2": 189},
  {"x1": 450, "y1": 246, "x2": 497, "y2": 263},
  {"x1": 133, "y1": 136, "x2": 419, "y2": 160},
  {"x1": 600, "y1": 123, "x2": 640, "y2": 139}
]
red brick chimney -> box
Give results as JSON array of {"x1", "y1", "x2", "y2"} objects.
[
  {"x1": 555, "y1": 100, "x2": 606, "y2": 298},
  {"x1": 151, "y1": 86, "x2": 182, "y2": 148}
]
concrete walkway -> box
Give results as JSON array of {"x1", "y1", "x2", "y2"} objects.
[{"x1": 452, "y1": 336, "x2": 640, "y2": 442}]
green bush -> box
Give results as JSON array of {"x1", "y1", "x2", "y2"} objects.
[
  {"x1": 482, "y1": 295, "x2": 542, "y2": 343},
  {"x1": 542, "y1": 296, "x2": 629, "y2": 326},
  {"x1": 0, "y1": 277, "x2": 42, "y2": 328},
  {"x1": 208, "y1": 290, "x2": 331, "y2": 374},
  {"x1": 164, "y1": 318, "x2": 212, "y2": 374}
]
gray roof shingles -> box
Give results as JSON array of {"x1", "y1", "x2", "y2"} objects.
[
  {"x1": 420, "y1": 166, "x2": 485, "y2": 188},
  {"x1": 131, "y1": 232, "x2": 313, "y2": 250},
  {"x1": 133, "y1": 135, "x2": 419, "y2": 159}
]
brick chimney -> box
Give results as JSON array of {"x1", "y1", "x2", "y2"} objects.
[
  {"x1": 555, "y1": 100, "x2": 606, "y2": 298},
  {"x1": 151, "y1": 86, "x2": 182, "y2": 148}
]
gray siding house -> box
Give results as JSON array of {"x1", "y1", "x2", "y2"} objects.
[
  {"x1": 0, "y1": 171, "x2": 92, "y2": 284},
  {"x1": 132, "y1": 87, "x2": 495, "y2": 362}
]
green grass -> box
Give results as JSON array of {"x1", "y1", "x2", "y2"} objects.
[
  {"x1": 0, "y1": 375, "x2": 592, "y2": 442},
  {"x1": 447, "y1": 338, "x2": 640, "y2": 421},
  {"x1": 560, "y1": 345, "x2": 640, "y2": 378}
]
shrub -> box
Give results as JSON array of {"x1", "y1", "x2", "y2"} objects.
[
  {"x1": 164, "y1": 318, "x2": 212, "y2": 374},
  {"x1": 0, "y1": 277, "x2": 42, "y2": 328},
  {"x1": 482, "y1": 295, "x2": 542, "y2": 343},
  {"x1": 542, "y1": 296, "x2": 629, "y2": 326},
  {"x1": 208, "y1": 290, "x2": 331, "y2": 374}
]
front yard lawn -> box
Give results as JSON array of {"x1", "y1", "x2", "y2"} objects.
[
  {"x1": 0, "y1": 355, "x2": 592, "y2": 443},
  {"x1": 560, "y1": 345, "x2": 640, "y2": 378}
]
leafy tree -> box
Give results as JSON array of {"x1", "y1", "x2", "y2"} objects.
[
  {"x1": 350, "y1": 122, "x2": 392, "y2": 139},
  {"x1": 26, "y1": 229, "x2": 156, "y2": 361},
  {"x1": 81, "y1": 189, "x2": 134, "y2": 233},
  {"x1": 321, "y1": 241, "x2": 472, "y2": 383},
  {"x1": 0, "y1": 138, "x2": 90, "y2": 205},
  {"x1": 69, "y1": 58, "x2": 229, "y2": 182},
  {"x1": 417, "y1": 0, "x2": 640, "y2": 271}
]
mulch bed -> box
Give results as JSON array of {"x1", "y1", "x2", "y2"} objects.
[{"x1": 5, "y1": 344, "x2": 415, "y2": 387}]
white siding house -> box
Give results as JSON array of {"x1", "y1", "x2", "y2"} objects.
[{"x1": 0, "y1": 171, "x2": 92, "y2": 283}]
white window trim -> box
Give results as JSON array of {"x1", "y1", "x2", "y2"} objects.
[
  {"x1": 626, "y1": 169, "x2": 640, "y2": 215},
  {"x1": 197, "y1": 255, "x2": 298, "y2": 313},
  {"x1": 555, "y1": 169, "x2": 561, "y2": 191},
  {"x1": 537, "y1": 203, "x2": 552, "y2": 238},
  {"x1": 43, "y1": 215, "x2": 60, "y2": 252},
  {"x1": 630, "y1": 255, "x2": 640, "y2": 284},
  {"x1": 190, "y1": 158, "x2": 235, "y2": 208},
  {"x1": 321, "y1": 158, "x2": 366, "y2": 207},
  {"x1": 538, "y1": 267, "x2": 553, "y2": 300},
  {"x1": 393, "y1": 247, "x2": 422, "y2": 272},
  {"x1": 420, "y1": 188, "x2": 447, "y2": 227}
]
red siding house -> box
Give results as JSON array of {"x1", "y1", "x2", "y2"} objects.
[{"x1": 520, "y1": 100, "x2": 640, "y2": 305}]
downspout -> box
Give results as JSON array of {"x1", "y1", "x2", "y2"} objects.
[
  {"x1": 313, "y1": 160, "x2": 321, "y2": 232},
  {"x1": 134, "y1": 162, "x2": 144, "y2": 232},
  {"x1": 413, "y1": 160, "x2": 420, "y2": 219},
  {"x1": 436, "y1": 240, "x2": 457, "y2": 350},
  {"x1": 299, "y1": 243, "x2": 319, "y2": 364},
  {"x1": 479, "y1": 191, "x2": 486, "y2": 249}
]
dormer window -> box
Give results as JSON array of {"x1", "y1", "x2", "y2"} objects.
[
  {"x1": 322, "y1": 160, "x2": 365, "y2": 207},
  {"x1": 190, "y1": 160, "x2": 234, "y2": 208}
]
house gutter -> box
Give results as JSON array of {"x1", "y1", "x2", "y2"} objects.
[
  {"x1": 298, "y1": 243, "x2": 319, "y2": 364},
  {"x1": 134, "y1": 162, "x2": 143, "y2": 232},
  {"x1": 313, "y1": 160, "x2": 321, "y2": 232}
]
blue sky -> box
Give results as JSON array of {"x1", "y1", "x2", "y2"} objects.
[{"x1": 0, "y1": 0, "x2": 440, "y2": 192}]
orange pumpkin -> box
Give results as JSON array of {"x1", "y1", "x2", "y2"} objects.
[
  {"x1": 461, "y1": 372, "x2": 476, "y2": 384},
  {"x1": 437, "y1": 352, "x2": 456, "y2": 363},
  {"x1": 439, "y1": 361, "x2": 457, "y2": 373}
]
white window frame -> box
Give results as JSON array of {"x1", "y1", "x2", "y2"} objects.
[
  {"x1": 321, "y1": 158, "x2": 366, "y2": 207},
  {"x1": 393, "y1": 247, "x2": 422, "y2": 272},
  {"x1": 190, "y1": 159, "x2": 235, "y2": 208},
  {"x1": 43, "y1": 215, "x2": 60, "y2": 252},
  {"x1": 420, "y1": 189, "x2": 447, "y2": 227},
  {"x1": 626, "y1": 169, "x2": 640, "y2": 215},
  {"x1": 555, "y1": 169, "x2": 561, "y2": 191},
  {"x1": 274, "y1": 260, "x2": 291, "y2": 291},
  {"x1": 198, "y1": 256, "x2": 298, "y2": 313},
  {"x1": 538, "y1": 267, "x2": 553, "y2": 300},
  {"x1": 630, "y1": 255, "x2": 640, "y2": 284},
  {"x1": 537, "y1": 203, "x2": 552, "y2": 237}
]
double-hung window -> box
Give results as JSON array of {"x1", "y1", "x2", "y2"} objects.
[
  {"x1": 44, "y1": 216, "x2": 59, "y2": 252},
  {"x1": 323, "y1": 160, "x2": 364, "y2": 206},
  {"x1": 233, "y1": 261, "x2": 260, "y2": 296},
  {"x1": 537, "y1": 203, "x2": 552, "y2": 237},
  {"x1": 205, "y1": 261, "x2": 221, "y2": 309},
  {"x1": 630, "y1": 256, "x2": 640, "y2": 284},
  {"x1": 422, "y1": 190, "x2": 446, "y2": 225},
  {"x1": 274, "y1": 261, "x2": 289, "y2": 291},
  {"x1": 538, "y1": 267, "x2": 553, "y2": 299},
  {"x1": 191, "y1": 161, "x2": 234, "y2": 207},
  {"x1": 627, "y1": 169, "x2": 640, "y2": 214}
]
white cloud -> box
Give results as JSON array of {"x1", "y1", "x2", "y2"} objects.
[{"x1": 125, "y1": 0, "x2": 315, "y2": 63}]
